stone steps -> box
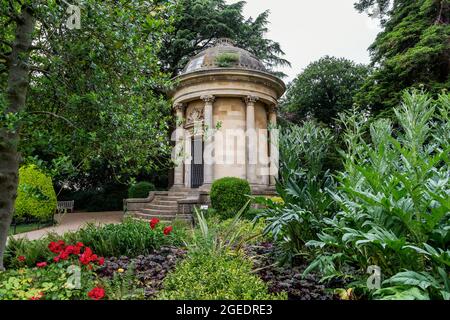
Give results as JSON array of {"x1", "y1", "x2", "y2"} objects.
[
  {"x1": 144, "y1": 204, "x2": 178, "y2": 211},
  {"x1": 128, "y1": 211, "x2": 192, "y2": 223},
  {"x1": 152, "y1": 200, "x2": 179, "y2": 206},
  {"x1": 126, "y1": 190, "x2": 196, "y2": 223},
  {"x1": 141, "y1": 208, "x2": 177, "y2": 215}
]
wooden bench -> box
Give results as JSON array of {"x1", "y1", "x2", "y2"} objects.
[{"x1": 57, "y1": 200, "x2": 75, "y2": 213}]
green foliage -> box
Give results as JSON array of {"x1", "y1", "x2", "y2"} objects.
[
  {"x1": 5, "y1": 218, "x2": 186, "y2": 268},
  {"x1": 210, "y1": 177, "x2": 251, "y2": 219},
  {"x1": 304, "y1": 91, "x2": 450, "y2": 299},
  {"x1": 158, "y1": 204, "x2": 285, "y2": 300},
  {"x1": 158, "y1": 250, "x2": 286, "y2": 300},
  {"x1": 0, "y1": 264, "x2": 98, "y2": 300},
  {"x1": 14, "y1": 165, "x2": 57, "y2": 222},
  {"x1": 128, "y1": 181, "x2": 155, "y2": 199},
  {"x1": 160, "y1": 0, "x2": 290, "y2": 77},
  {"x1": 256, "y1": 121, "x2": 336, "y2": 262},
  {"x1": 354, "y1": 0, "x2": 450, "y2": 113},
  {"x1": 215, "y1": 52, "x2": 240, "y2": 67},
  {"x1": 281, "y1": 56, "x2": 369, "y2": 126},
  {"x1": 5, "y1": 0, "x2": 176, "y2": 190},
  {"x1": 189, "y1": 203, "x2": 262, "y2": 255}
]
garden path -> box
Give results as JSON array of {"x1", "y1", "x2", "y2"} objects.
[{"x1": 10, "y1": 211, "x2": 123, "y2": 241}]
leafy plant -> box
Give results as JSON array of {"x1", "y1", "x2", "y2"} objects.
[
  {"x1": 215, "y1": 52, "x2": 240, "y2": 67},
  {"x1": 189, "y1": 202, "x2": 252, "y2": 254},
  {"x1": 256, "y1": 121, "x2": 336, "y2": 262},
  {"x1": 210, "y1": 177, "x2": 251, "y2": 219},
  {"x1": 304, "y1": 91, "x2": 450, "y2": 299}
]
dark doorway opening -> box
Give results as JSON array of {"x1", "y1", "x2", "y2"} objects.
[{"x1": 191, "y1": 136, "x2": 204, "y2": 188}]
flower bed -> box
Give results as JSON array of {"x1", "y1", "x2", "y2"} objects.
[
  {"x1": 245, "y1": 242, "x2": 340, "y2": 300},
  {"x1": 97, "y1": 246, "x2": 186, "y2": 299}
]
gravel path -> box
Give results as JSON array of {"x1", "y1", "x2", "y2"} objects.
[{"x1": 10, "y1": 211, "x2": 124, "y2": 241}]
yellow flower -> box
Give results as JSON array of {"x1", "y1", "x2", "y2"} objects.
[
  {"x1": 117, "y1": 268, "x2": 125, "y2": 273},
  {"x1": 271, "y1": 197, "x2": 284, "y2": 205},
  {"x1": 335, "y1": 288, "x2": 354, "y2": 300}
]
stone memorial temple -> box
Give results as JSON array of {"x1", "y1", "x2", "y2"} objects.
[{"x1": 126, "y1": 39, "x2": 286, "y2": 221}]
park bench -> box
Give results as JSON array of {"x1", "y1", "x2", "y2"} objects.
[{"x1": 57, "y1": 200, "x2": 75, "y2": 213}]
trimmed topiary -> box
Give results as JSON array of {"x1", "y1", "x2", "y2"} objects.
[
  {"x1": 15, "y1": 165, "x2": 57, "y2": 222},
  {"x1": 210, "y1": 177, "x2": 251, "y2": 219},
  {"x1": 128, "y1": 181, "x2": 155, "y2": 199}
]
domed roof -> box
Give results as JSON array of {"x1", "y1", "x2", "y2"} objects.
[{"x1": 181, "y1": 38, "x2": 267, "y2": 75}]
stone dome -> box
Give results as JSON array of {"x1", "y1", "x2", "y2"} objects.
[{"x1": 181, "y1": 38, "x2": 267, "y2": 74}]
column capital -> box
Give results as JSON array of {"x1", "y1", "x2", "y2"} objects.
[
  {"x1": 174, "y1": 103, "x2": 186, "y2": 112},
  {"x1": 268, "y1": 103, "x2": 278, "y2": 114},
  {"x1": 201, "y1": 95, "x2": 216, "y2": 103},
  {"x1": 245, "y1": 95, "x2": 259, "y2": 105}
]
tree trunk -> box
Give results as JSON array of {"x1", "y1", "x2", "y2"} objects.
[{"x1": 0, "y1": 7, "x2": 35, "y2": 271}]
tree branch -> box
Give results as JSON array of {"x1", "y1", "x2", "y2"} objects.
[{"x1": 28, "y1": 111, "x2": 76, "y2": 127}]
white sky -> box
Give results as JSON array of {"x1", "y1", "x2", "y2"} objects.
[{"x1": 226, "y1": 0, "x2": 382, "y2": 82}]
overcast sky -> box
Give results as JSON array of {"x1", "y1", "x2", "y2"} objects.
[{"x1": 226, "y1": 0, "x2": 382, "y2": 82}]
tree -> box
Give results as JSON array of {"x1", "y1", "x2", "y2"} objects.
[
  {"x1": 159, "y1": 0, "x2": 290, "y2": 77},
  {"x1": 354, "y1": 0, "x2": 450, "y2": 113},
  {"x1": 280, "y1": 56, "x2": 369, "y2": 126},
  {"x1": 0, "y1": 0, "x2": 175, "y2": 270}
]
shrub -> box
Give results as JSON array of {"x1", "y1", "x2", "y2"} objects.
[
  {"x1": 128, "y1": 181, "x2": 155, "y2": 198},
  {"x1": 5, "y1": 218, "x2": 186, "y2": 268},
  {"x1": 210, "y1": 177, "x2": 251, "y2": 219},
  {"x1": 158, "y1": 250, "x2": 286, "y2": 300},
  {"x1": 15, "y1": 165, "x2": 57, "y2": 222}
]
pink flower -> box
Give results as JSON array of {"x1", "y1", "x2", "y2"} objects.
[{"x1": 36, "y1": 262, "x2": 47, "y2": 268}]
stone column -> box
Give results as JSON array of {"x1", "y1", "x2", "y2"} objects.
[
  {"x1": 201, "y1": 95, "x2": 215, "y2": 187},
  {"x1": 173, "y1": 103, "x2": 185, "y2": 188},
  {"x1": 268, "y1": 104, "x2": 278, "y2": 186},
  {"x1": 245, "y1": 96, "x2": 259, "y2": 185}
]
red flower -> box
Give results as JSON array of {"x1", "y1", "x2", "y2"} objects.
[
  {"x1": 88, "y1": 287, "x2": 105, "y2": 300},
  {"x1": 18, "y1": 256, "x2": 26, "y2": 262},
  {"x1": 76, "y1": 242, "x2": 84, "y2": 248},
  {"x1": 53, "y1": 256, "x2": 60, "y2": 263},
  {"x1": 98, "y1": 257, "x2": 105, "y2": 266},
  {"x1": 163, "y1": 226, "x2": 173, "y2": 236},
  {"x1": 58, "y1": 251, "x2": 70, "y2": 260},
  {"x1": 79, "y1": 247, "x2": 96, "y2": 265},
  {"x1": 149, "y1": 218, "x2": 160, "y2": 229},
  {"x1": 36, "y1": 262, "x2": 47, "y2": 268},
  {"x1": 48, "y1": 240, "x2": 65, "y2": 254},
  {"x1": 29, "y1": 292, "x2": 44, "y2": 300}
]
